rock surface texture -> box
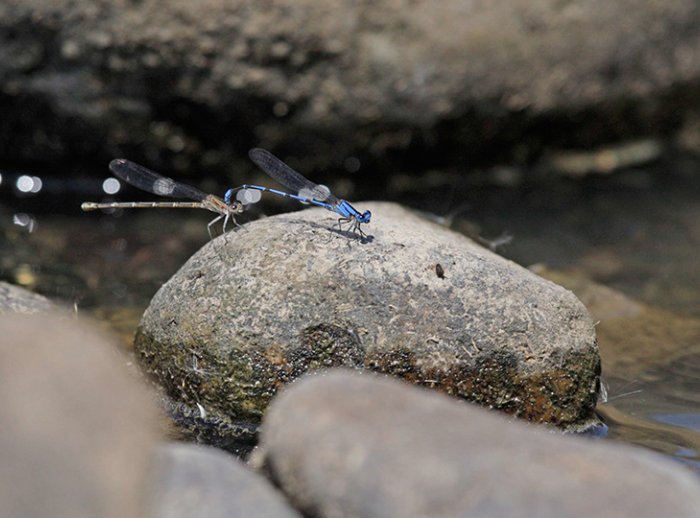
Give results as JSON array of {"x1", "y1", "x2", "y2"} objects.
[
  {"x1": 260, "y1": 371, "x2": 700, "y2": 518},
  {"x1": 136, "y1": 202, "x2": 600, "y2": 450},
  {"x1": 2, "y1": 0, "x2": 699, "y2": 170},
  {"x1": 0, "y1": 281, "x2": 53, "y2": 314}
]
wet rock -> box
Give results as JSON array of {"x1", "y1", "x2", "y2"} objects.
[
  {"x1": 260, "y1": 370, "x2": 700, "y2": 518},
  {"x1": 2, "y1": 0, "x2": 700, "y2": 170},
  {"x1": 135, "y1": 201, "x2": 600, "y2": 453},
  {"x1": 0, "y1": 281, "x2": 53, "y2": 314},
  {"x1": 161, "y1": 396, "x2": 258, "y2": 458},
  {"x1": 147, "y1": 442, "x2": 300, "y2": 518},
  {"x1": 0, "y1": 312, "x2": 160, "y2": 518}
]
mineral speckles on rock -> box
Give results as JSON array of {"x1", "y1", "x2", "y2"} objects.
[{"x1": 135, "y1": 202, "x2": 600, "y2": 448}]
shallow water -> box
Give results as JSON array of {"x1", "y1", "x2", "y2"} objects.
[{"x1": 1, "y1": 154, "x2": 699, "y2": 473}]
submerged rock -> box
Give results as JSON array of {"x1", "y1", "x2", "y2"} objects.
[
  {"x1": 259, "y1": 370, "x2": 700, "y2": 518},
  {"x1": 135, "y1": 202, "x2": 600, "y2": 450},
  {"x1": 534, "y1": 266, "x2": 700, "y2": 378}
]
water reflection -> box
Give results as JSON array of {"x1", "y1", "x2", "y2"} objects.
[
  {"x1": 102, "y1": 178, "x2": 121, "y2": 195},
  {"x1": 16, "y1": 175, "x2": 43, "y2": 194},
  {"x1": 12, "y1": 213, "x2": 37, "y2": 233},
  {"x1": 1, "y1": 205, "x2": 217, "y2": 351},
  {"x1": 597, "y1": 345, "x2": 700, "y2": 473}
]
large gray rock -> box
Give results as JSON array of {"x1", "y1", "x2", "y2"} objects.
[
  {"x1": 147, "y1": 443, "x2": 300, "y2": 518},
  {"x1": 135, "y1": 202, "x2": 600, "y2": 453},
  {"x1": 1, "y1": 0, "x2": 699, "y2": 170},
  {"x1": 0, "y1": 312, "x2": 160, "y2": 518},
  {"x1": 260, "y1": 370, "x2": 700, "y2": 518}
]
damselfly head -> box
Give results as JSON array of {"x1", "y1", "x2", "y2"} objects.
[{"x1": 359, "y1": 210, "x2": 371, "y2": 223}]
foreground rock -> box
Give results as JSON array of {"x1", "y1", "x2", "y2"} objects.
[
  {"x1": 0, "y1": 281, "x2": 53, "y2": 314},
  {"x1": 147, "y1": 443, "x2": 300, "y2": 518},
  {"x1": 260, "y1": 370, "x2": 700, "y2": 518},
  {"x1": 136, "y1": 202, "x2": 600, "y2": 451},
  {"x1": 2, "y1": 0, "x2": 700, "y2": 170},
  {"x1": 0, "y1": 312, "x2": 160, "y2": 518}
]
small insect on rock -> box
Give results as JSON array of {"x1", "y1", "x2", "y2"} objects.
[{"x1": 435, "y1": 263, "x2": 445, "y2": 279}]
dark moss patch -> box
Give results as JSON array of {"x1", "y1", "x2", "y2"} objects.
[{"x1": 289, "y1": 323, "x2": 365, "y2": 376}]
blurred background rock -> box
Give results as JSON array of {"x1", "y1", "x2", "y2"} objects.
[{"x1": 2, "y1": 0, "x2": 700, "y2": 179}]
